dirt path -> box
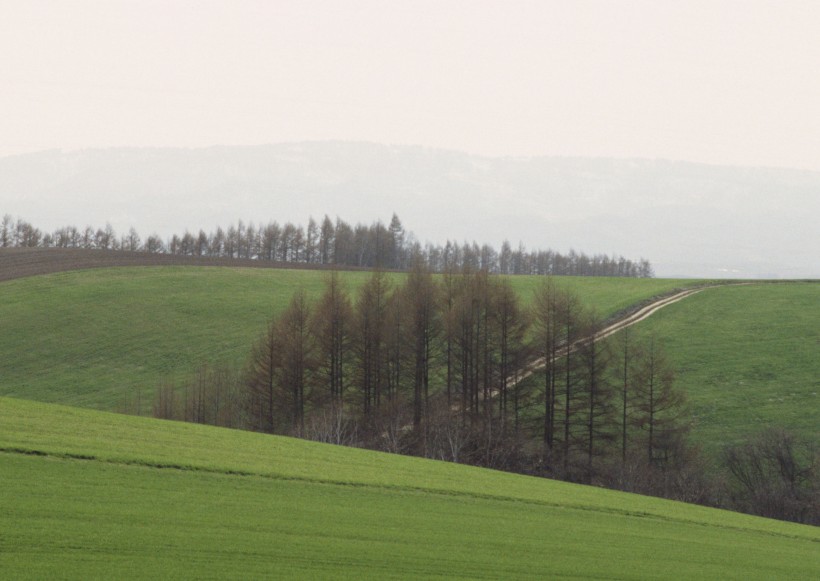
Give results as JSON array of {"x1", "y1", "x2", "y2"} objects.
[
  {"x1": 513, "y1": 286, "x2": 711, "y2": 385},
  {"x1": 591, "y1": 287, "x2": 706, "y2": 341}
]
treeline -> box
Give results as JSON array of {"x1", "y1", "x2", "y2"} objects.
[
  {"x1": 1, "y1": 213, "x2": 653, "y2": 277},
  {"x1": 151, "y1": 266, "x2": 703, "y2": 497}
]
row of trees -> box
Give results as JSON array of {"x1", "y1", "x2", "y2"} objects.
[
  {"x1": 1, "y1": 213, "x2": 653, "y2": 277},
  {"x1": 153, "y1": 267, "x2": 690, "y2": 491}
]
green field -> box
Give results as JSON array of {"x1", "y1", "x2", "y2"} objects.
[
  {"x1": 1, "y1": 396, "x2": 817, "y2": 580},
  {"x1": 0, "y1": 266, "x2": 692, "y2": 411},
  {"x1": 627, "y1": 282, "x2": 820, "y2": 454}
]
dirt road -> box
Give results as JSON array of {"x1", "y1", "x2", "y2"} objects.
[{"x1": 513, "y1": 286, "x2": 710, "y2": 385}]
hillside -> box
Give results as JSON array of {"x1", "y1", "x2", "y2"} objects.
[
  {"x1": 0, "y1": 263, "x2": 692, "y2": 411},
  {"x1": 625, "y1": 282, "x2": 820, "y2": 454},
  {"x1": 1, "y1": 396, "x2": 817, "y2": 579},
  {"x1": 3, "y1": 143, "x2": 820, "y2": 277}
]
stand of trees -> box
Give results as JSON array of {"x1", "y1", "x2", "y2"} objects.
[
  {"x1": 149, "y1": 266, "x2": 819, "y2": 524},
  {"x1": 1, "y1": 213, "x2": 653, "y2": 277},
  {"x1": 153, "y1": 267, "x2": 697, "y2": 493}
]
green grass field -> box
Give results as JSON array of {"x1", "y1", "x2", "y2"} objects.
[
  {"x1": 1, "y1": 396, "x2": 817, "y2": 580},
  {"x1": 0, "y1": 266, "x2": 692, "y2": 411},
  {"x1": 627, "y1": 282, "x2": 820, "y2": 454}
]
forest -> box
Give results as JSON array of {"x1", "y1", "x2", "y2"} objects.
[{"x1": 1, "y1": 213, "x2": 653, "y2": 277}]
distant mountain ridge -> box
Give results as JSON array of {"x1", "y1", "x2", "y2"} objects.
[{"x1": 2, "y1": 142, "x2": 818, "y2": 278}]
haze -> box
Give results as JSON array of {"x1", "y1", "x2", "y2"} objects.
[{"x1": 1, "y1": 1, "x2": 819, "y2": 278}]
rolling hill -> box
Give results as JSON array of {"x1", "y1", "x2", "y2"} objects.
[
  {"x1": 0, "y1": 259, "x2": 693, "y2": 411},
  {"x1": 1, "y1": 254, "x2": 816, "y2": 457},
  {"x1": 624, "y1": 282, "x2": 820, "y2": 454},
  {"x1": 1, "y1": 396, "x2": 817, "y2": 579}
]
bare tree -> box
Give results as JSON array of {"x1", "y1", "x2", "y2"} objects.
[
  {"x1": 277, "y1": 289, "x2": 315, "y2": 433},
  {"x1": 532, "y1": 278, "x2": 561, "y2": 461},
  {"x1": 246, "y1": 316, "x2": 283, "y2": 433},
  {"x1": 352, "y1": 270, "x2": 390, "y2": 418},
  {"x1": 724, "y1": 428, "x2": 819, "y2": 524},
  {"x1": 311, "y1": 271, "x2": 352, "y2": 410},
  {"x1": 403, "y1": 261, "x2": 439, "y2": 435},
  {"x1": 493, "y1": 278, "x2": 528, "y2": 432},
  {"x1": 576, "y1": 312, "x2": 615, "y2": 479},
  {"x1": 630, "y1": 336, "x2": 687, "y2": 467}
]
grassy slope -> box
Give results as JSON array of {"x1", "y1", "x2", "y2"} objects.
[
  {"x1": 0, "y1": 266, "x2": 691, "y2": 410},
  {"x1": 627, "y1": 282, "x2": 820, "y2": 454},
  {"x1": 1, "y1": 397, "x2": 817, "y2": 580}
]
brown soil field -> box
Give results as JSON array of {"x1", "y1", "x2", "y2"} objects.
[{"x1": 0, "y1": 247, "x2": 360, "y2": 283}]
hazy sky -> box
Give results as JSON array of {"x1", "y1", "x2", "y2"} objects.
[{"x1": 2, "y1": 0, "x2": 820, "y2": 170}]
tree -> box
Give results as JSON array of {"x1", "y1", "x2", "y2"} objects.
[
  {"x1": 123, "y1": 227, "x2": 141, "y2": 252},
  {"x1": 196, "y1": 230, "x2": 209, "y2": 256},
  {"x1": 576, "y1": 312, "x2": 615, "y2": 479},
  {"x1": 312, "y1": 271, "x2": 352, "y2": 410},
  {"x1": 1, "y1": 214, "x2": 13, "y2": 247},
  {"x1": 278, "y1": 223, "x2": 295, "y2": 262},
  {"x1": 260, "y1": 222, "x2": 281, "y2": 261},
  {"x1": 618, "y1": 327, "x2": 632, "y2": 462},
  {"x1": 724, "y1": 428, "x2": 818, "y2": 524},
  {"x1": 144, "y1": 234, "x2": 165, "y2": 254},
  {"x1": 319, "y1": 215, "x2": 335, "y2": 264},
  {"x1": 384, "y1": 283, "x2": 407, "y2": 406},
  {"x1": 246, "y1": 315, "x2": 283, "y2": 433},
  {"x1": 305, "y1": 217, "x2": 319, "y2": 264},
  {"x1": 277, "y1": 289, "x2": 315, "y2": 433},
  {"x1": 557, "y1": 287, "x2": 587, "y2": 475},
  {"x1": 388, "y1": 213, "x2": 405, "y2": 269},
  {"x1": 352, "y1": 270, "x2": 390, "y2": 418},
  {"x1": 532, "y1": 278, "x2": 561, "y2": 459},
  {"x1": 498, "y1": 240, "x2": 512, "y2": 274},
  {"x1": 493, "y1": 278, "x2": 528, "y2": 432},
  {"x1": 245, "y1": 289, "x2": 316, "y2": 434},
  {"x1": 403, "y1": 261, "x2": 439, "y2": 434},
  {"x1": 630, "y1": 336, "x2": 686, "y2": 467},
  {"x1": 333, "y1": 218, "x2": 354, "y2": 265}
]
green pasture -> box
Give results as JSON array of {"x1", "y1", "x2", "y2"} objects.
[
  {"x1": 1, "y1": 397, "x2": 817, "y2": 580},
  {"x1": 0, "y1": 266, "x2": 691, "y2": 411},
  {"x1": 626, "y1": 282, "x2": 820, "y2": 454}
]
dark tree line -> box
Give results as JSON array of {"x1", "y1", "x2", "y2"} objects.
[
  {"x1": 1, "y1": 213, "x2": 653, "y2": 277},
  {"x1": 154, "y1": 266, "x2": 692, "y2": 489}
]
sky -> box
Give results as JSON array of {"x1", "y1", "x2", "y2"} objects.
[{"x1": 2, "y1": 0, "x2": 820, "y2": 171}]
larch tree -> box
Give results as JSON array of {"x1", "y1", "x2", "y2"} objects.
[
  {"x1": 576, "y1": 312, "x2": 616, "y2": 479},
  {"x1": 631, "y1": 336, "x2": 687, "y2": 467},
  {"x1": 493, "y1": 278, "x2": 528, "y2": 432},
  {"x1": 245, "y1": 316, "x2": 283, "y2": 433},
  {"x1": 311, "y1": 271, "x2": 353, "y2": 410},
  {"x1": 277, "y1": 289, "x2": 315, "y2": 433},
  {"x1": 353, "y1": 270, "x2": 391, "y2": 418},
  {"x1": 558, "y1": 287, "x2": 587, "y2": 475},
  {"x1": 403, "y1": 260, "x2": 439, "y2": 433},
  {"x1": 532, "y1": 277, "x2": 562, "y2": 460}
]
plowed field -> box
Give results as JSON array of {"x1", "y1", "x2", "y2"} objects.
[{"x1": 0, "y1": 247, "x2": 354, "y2": 283}]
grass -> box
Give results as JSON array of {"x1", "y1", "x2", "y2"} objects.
[
  {"x1": 1, "y1": 396, "x2": 818, "y2": 580},
  {"x1": 626, "y1": 282, "x2": 820, "y2": 454},
  {"x1": 0, "y1": 266, "x2": 692, "y2": 411}
]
